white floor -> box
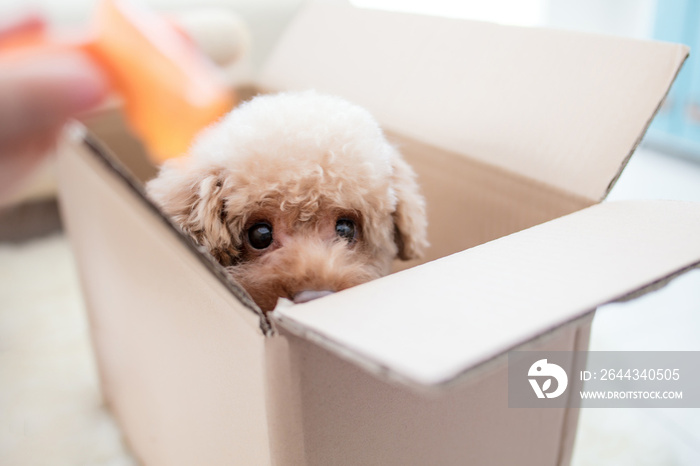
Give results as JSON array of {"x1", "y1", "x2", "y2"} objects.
[
  {"x1": 1, "y1": 145, "x2": 699, "y2": 465},
  {"x1": 0, "y1": 236, "x2": 137, "y2": 466},
  {"x1": 571, "y1": 146, "x2": 700, "y2": 466}
]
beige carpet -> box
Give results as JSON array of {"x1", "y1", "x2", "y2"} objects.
[{"x1": 0, "y1": 235, "x2": 136, "y2": 466}]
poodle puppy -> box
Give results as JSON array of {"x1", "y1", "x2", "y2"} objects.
[{"x1": 146, "y1": 91, "x2": 428, "y2": 312}]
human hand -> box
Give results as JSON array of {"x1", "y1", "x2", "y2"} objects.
[{"x1": 0, "y1": 15, "x2": 108, "y2": 199}]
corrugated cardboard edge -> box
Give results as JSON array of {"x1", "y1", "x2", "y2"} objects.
[
  {"x1": 603, "y1": 44, "x2": 690, "y2": 200},
  {"x1": 63, "y1": 122, "x2": 272, "y2": 336},
  {"x1": 613, "y1": 260, "x2": 700, "y2": 302}
]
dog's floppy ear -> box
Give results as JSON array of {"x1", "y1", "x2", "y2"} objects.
[
  {"x1": 146, "y1": 159, "x2": 237, "y2": 265},
  {"x1": 391, "y1": 155, "x2": 429, "y2": 261}
]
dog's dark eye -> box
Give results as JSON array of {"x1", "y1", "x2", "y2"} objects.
[
  {"x1": 335, "y1": 218, "x2": 356, "y2": 242},
  {"x1": 248, "y1": 223, "x2": 273, "y2": 249}
]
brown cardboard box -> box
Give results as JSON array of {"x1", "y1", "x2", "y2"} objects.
[{"x1": 56, "y1": 3, "x2": 700, "y2": 465}]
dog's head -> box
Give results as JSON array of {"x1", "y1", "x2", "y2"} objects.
[{"x1": 147, "y1": 91, "x2": 428, "y2": 312}]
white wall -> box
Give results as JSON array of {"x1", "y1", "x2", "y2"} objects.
[
  {"x1": 544, "y1": 0, "x2": 657, "y2": 39},
  {"x1": 350, "y1": 0, "x2": 657, "y2": 38}
]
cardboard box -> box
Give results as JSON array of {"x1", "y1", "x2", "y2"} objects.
[{"x1": 56, "y1": 3, "x2": 700, "y2": 465}]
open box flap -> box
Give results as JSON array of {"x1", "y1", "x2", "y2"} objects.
[
  {"x1": 260, "y1": 2, "x2": 688, "y2": 202},
  {"x1": 271, "y1": 200, "x2": 700, "y2": 389}
]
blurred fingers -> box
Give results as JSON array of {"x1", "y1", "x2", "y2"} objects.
[{"x1": 0, "y1": 50, "x2": 109, "y2": 198}]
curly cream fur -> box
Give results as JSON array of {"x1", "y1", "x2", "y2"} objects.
[{"x1": 147, "y1": 91, "x2": 428, "y2": 312}]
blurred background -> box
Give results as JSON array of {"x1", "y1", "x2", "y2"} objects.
[{"x1": 1, "y1": 1, "x2": 699, "y2": 465}]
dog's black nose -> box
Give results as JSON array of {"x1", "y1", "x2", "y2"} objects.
[{"x1": 293, "y1": 290, "x2": 334, "y2": 304}]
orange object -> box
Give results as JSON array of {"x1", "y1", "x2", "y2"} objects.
[{"x1": 0, "y1": 0, "x2": 235, "y2": 163}]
